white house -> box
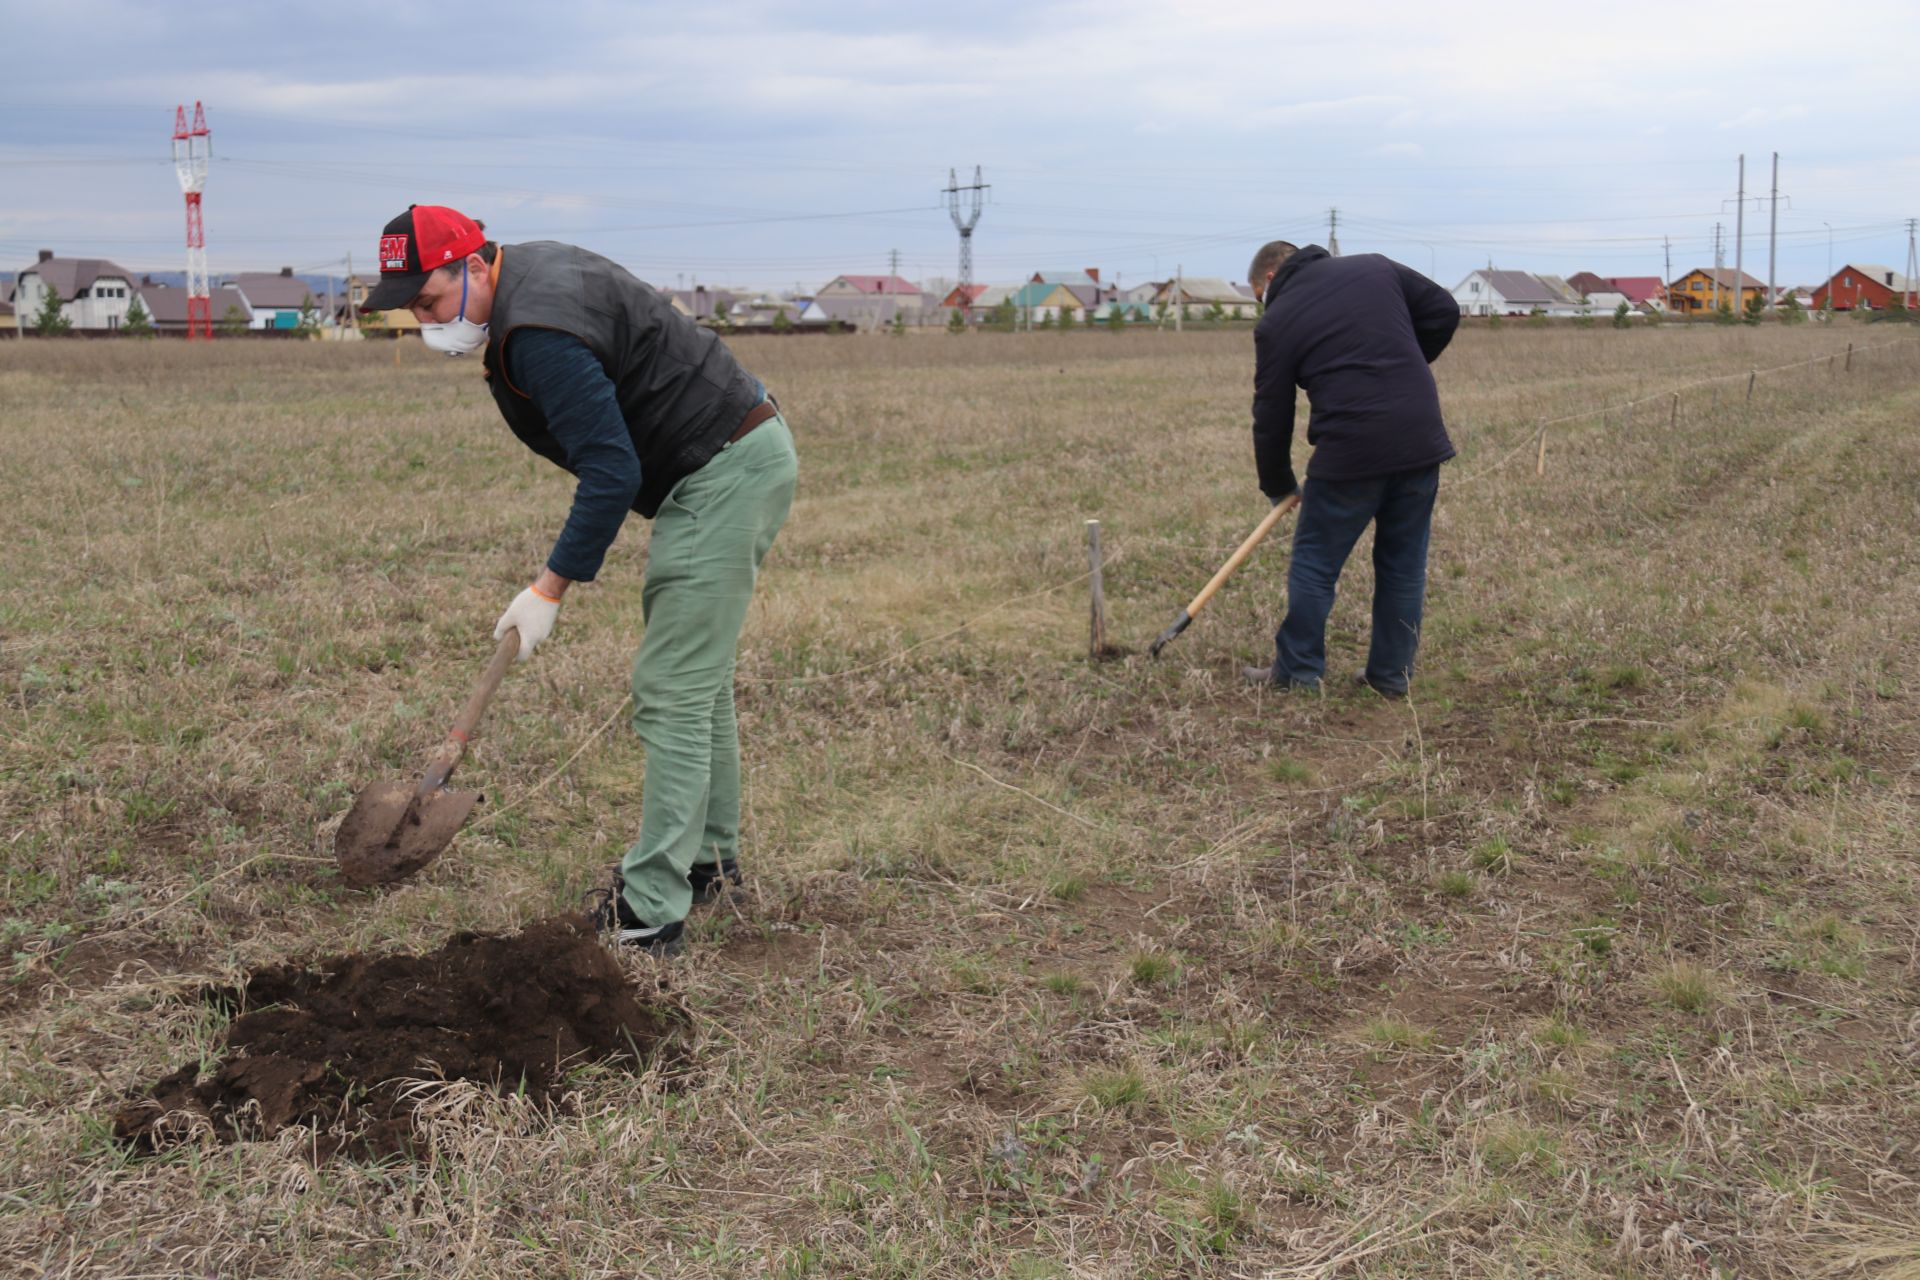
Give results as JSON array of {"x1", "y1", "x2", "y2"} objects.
[
  {"x1": 1155, "y1": 277, "x2": 1257, "y2": 319},
  {"x1": 814, "y1": 274, "x2": 929, "y2": 325},
  {"x1": 12, "y1": 250, "x2": 141, "y2": 331},
  {"x1": 1450, "y1": 269, "x2": 1564, "y2": 316},
  {"x1": 1575, "y1": 290, "x2": 1636, "y2": 317}
]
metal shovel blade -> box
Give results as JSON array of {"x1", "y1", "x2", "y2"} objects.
[{"x1": 335, "y1": 781, "x2": 482, "y2": 888}]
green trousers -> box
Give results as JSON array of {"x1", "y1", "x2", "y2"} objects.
[{"x1": 620, "y1": 414, "x2": 796, "y2": 926}]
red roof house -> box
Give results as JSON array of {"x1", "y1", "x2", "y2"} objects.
[{"x1": 1812, "y1": 264, "x2": 1915, "y2": 312}]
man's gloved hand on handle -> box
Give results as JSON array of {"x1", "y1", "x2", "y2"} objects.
[
  {"x1": 1266, "y1": 467, "x2": 1298, "y2": 509},
  {"x1": 494, "y1": 575, "x2": 566, "y2": 662}
]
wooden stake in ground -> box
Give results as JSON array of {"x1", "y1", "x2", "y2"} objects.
[
  {"x1": 1747, "y1": 370, "x2": 1756, "y2": 402},
  {"x1": 1536, "y1": 429, "x2": 1547, "y2": 476},
  {"x1": 1086, "y1": 519, "x2": 1106, "y2": 659},
  {"x1": 1846, "y1": 341, "x2": 1854, "y2": 371},
  {"x1": 1670, "y1": 392, "x2": 1680, "y2": 428}
]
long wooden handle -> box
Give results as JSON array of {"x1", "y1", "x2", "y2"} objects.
[
  {"x1": 417, "y1": 629, "x2": 520, "y2": 797},
  {"x1": 1182, "y1": 494, "x2": 1300, "y2": 617}
]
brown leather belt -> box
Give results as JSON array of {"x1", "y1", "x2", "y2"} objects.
[{"x1": 728, "y1": 399, "x2": 778, "y2": 445}]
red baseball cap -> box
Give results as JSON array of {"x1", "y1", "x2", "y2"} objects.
[{"x1": 362, "y1": 204, "x2": 486, "y2": 310}]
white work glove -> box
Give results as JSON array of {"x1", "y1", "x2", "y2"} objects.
[{"x1": 494, "y1": 585, "x2": 560, "y2": 662}]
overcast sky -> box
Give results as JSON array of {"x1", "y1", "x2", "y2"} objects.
[{"x1": 3, "y1": 0, "x2": 1917, "y2": 292}]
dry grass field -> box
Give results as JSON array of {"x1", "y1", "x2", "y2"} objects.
[{"x1": 3, "y1": 321, "x2": 1919, "y2": 1277}]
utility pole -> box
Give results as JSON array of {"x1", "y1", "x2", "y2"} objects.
[
  {"x1": 888, "y1": 248, "x2": 900, "y2": 277},
  {"x1": 1906, "y1": 218, "x2": 1919, "y2": 312},
  {"x1": 1767, "y1": 152, "x2": 1780, "y2": 311},
  {"x1": 943, "y1": 166, "x2": 988, "y2": 293},
  {"x1": 345, "y1": 250, "x2": 358, "y2": 332},
  {"x1": 1663, "y1": 236, "x2": 1672, "y2": 307},
  {"x1": 1734, "y1": 154, "x2": 1746, "y2": 316},
  {"x1": 1174, "y1": 264, "x2": 1183, "y2": 332},
  {"x1": 1327, "y1": 207, "x2": 1340, "y2": 256},
  {"x1": 1711, "y1": 223, "x2": 1724, "y2": 314}
]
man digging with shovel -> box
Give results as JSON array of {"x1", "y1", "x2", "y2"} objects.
[
  {"x1": 361, "y1": 205, "x2": 797, "y2": 955},
  {"x1": 1241, "y1": 240, "x2": 1460, "y2": 698}
]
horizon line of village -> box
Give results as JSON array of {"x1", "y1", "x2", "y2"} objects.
[{"x1": 6, "y1": 244, "x2": 1915, "y2": 338}]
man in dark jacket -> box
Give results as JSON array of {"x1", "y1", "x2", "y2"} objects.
[
  {"x1": 1241, "y1": 241, "x2": 1460, "y2": 697},
  {"x1": 362, "y1": 205, "x2": 798, "y2": 954}
]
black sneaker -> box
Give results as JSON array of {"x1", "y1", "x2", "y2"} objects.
[
  {"x1": 688, "y1": 858, "x2": 742, "y2": 906},
  {"x1": 1353, "y1": 671, "x2": 1407, "y2": 700},
  {"x1": 589, "y1": 870, "x2": 686, "y2": 955}
]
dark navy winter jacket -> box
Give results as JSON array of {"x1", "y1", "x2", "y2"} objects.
[{"x1": 1252, "y1": 246, "x2": 1459, "y2": 498}]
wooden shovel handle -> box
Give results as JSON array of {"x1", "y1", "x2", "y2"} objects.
[
  {"x1": 1182, "y1": 494, "x2": 1301, "y2": 617},
  {"x1": 417, "y1": 629, "x2": 520, "y2": 798}
]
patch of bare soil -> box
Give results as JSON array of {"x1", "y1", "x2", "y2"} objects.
[{"x1": 113, "y1": 916, "x2": 683, "y2": 1158}]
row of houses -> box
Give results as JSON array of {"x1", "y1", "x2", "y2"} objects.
[
  {"x1": 664, "y1": 269, "x2": 1262, "y2": 331},
  {"x1": 3, "y1": 250, "x2": 330, "y2": 334},
  {"x1": 937, "y1": 270, "x2": 1258, "y2": 326},
  {"x1": 17, "y1": 245, "x2": 1911, "y2": 337},
  {"x1": 5, "y1": 249, "x2": 1269, "y2": 336},
  {"x1": 1451, "y1": 263, "x2": 1916, "y2": 317}
]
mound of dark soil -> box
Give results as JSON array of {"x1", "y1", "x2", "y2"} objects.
[{"x1": 113, "y1": 915, "x2": 683, "y2": 1157}]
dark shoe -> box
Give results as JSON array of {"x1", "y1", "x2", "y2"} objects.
[
  {"x1": 688, "y1": 858, "x2": 742, "y2": 906},
  {"x1": 1244, "y1": 665, "x2": 1320, "y2": 692},
  {"x1": 1353, "y1": 671, "x2": 1407, "y2": 700},
  {"x1": 589, "y1": 869, "x2": 686, "y2": 955}
]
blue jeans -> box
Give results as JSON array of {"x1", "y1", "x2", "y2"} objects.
[{"x1": 1274, "y1": 465, "x2": 1440, "y2": 694}]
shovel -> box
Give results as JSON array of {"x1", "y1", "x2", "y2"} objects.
[
  {"x1": 1148, "y1": 494, "x2": 1301, "y2": 657},
  {"x1": 335, "y1": 628, "x2": 519, "y2": 887}
]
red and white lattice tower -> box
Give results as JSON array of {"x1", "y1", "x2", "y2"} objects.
[{"x1": 171, "y1": 102, "x2": 212, "y2": 340}]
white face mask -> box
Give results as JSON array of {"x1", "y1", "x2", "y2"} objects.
[{"x1": 420, "y1": 262, "x2": 488, "y2": 356}]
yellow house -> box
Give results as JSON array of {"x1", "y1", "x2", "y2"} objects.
[
  {"x1": 1668, "y1": 267, "x2": 1766, "y2": 315},
  {"x1": 1008, "y1": 282, "x2": 1082, "y2": 321}
]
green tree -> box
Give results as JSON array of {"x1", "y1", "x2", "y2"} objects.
[
  {"x1": 123, "y1": 294, "x2": 154, "y2": 337},
  {"x1": 1743, "y1": 291, "x2": 1765, "y2": 325},
  {"x1": 1154, "y1": 301, "x2": 1170, "y2": 327},
  {"x1": 1714, "y1": 299, "x2": 1737, "y2": 325},
  {"x1": 1205, "y1": 301, "x2": 1226, "y2": 326},
  {"x1": 772, "y1": 308, "x2": 794, "y2": 333},
  {"x1": 1527, "y1": 305, "x2": 1549, "y2": 328},
  {"x1": 1036, "y1": 308, "x2": 1054, "y2": 330},
  {"x1": 1106, "y1": 305, "x2": 1127, "y2": 332},
  {"x1": 946, "y1": 306, "x2": 966, "y2": 334},
  {"x1": 218, "y1": 304, "x2": 249, "y2": 337},
  {"x1": 1612, "y1": 300, "x2": 1633, "y2": 329},
  {"x1": 1179, "y1": 304, "x2": 1192, "y2": 324},
  {"x1": 294, "y1": 295, "x2": 320, "y2": 338},
  {"x1": 889, "y1": 312, "x2": 906, "y2": 337},
  {"x1": 1779, "y1": 293, "x2": 1807, "y2": 325},
  {"x1": 1885, "y1": 293, "x2": 1912, "y2": 323},
  {"x1": 992, "y1": 298, "x2": 1017, "y2": 332},
  {"x1": 1058, "y1": 306, "x2": 1075, "y2": 332},
  {"x1": 32, "y1": 283, "x2": 72, "y2": 336},
  {"x1": 1486, "y1": 311, "x2": 1504, "y2": 330}
]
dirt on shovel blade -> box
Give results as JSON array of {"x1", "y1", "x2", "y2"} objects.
[
  {"x1": 113, "y1": 916, "x2": 684, "y2": 1158},
  {"x1": 334, "y1": 781, "x2": 480, "y2": 887}
]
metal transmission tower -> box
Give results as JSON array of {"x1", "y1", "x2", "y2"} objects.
[
  {"x1": 171, "y1": 102, "x2": 212, "y2": 340},
  {"x1": 1327, "y1": 207, "x2": 1340, "y2": 256},
  {"x1": 944, "y1": 166, "x2": 988, "y2": 291},
  {"x1": 1905, "y1": 218, "x2": 1918, "y2": 312}
]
